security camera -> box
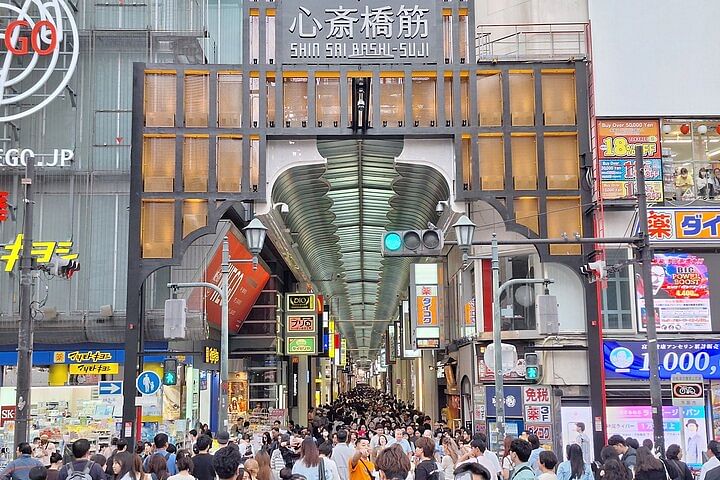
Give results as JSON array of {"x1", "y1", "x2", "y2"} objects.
[{"x1": 435, "y1": 202, "x2": 445, "y2": 214}]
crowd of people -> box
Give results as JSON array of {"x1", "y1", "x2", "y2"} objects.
[{"x1": 2, "y1": 386, "x2": 718, "y2": 480}]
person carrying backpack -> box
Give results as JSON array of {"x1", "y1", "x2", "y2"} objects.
[
  {"x1": 57, "y1": 439, "x2": 106, "y2": 480},
  {"x1": 144, "y1": 434, "x2": 177, "y2": 476}
]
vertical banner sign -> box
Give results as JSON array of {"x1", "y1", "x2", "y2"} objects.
[
  {"x1": 597, "y1": 119, "x2": 663, "y2": 202},
  {"x1": 636, "y1": 253, "x2": 712, "y2": 332},
  {"x1": 416, "y1": 285, "x2": 438, "y2": 326},
  {"x1": 464, "y1": 298, "x2": 476, "y2": 327},
  {"x1": 523, "y1": 386, "x2": 553, "y2": 445},
  {"x1": 472, "y1": 385, "x2": 486, "y2": 433},
  {"x1": 340, "y1": 339, "x2": 347, "y2": 366},
  {"x1": 0, "y1": 192, "x2": 8, "y2": 222}
]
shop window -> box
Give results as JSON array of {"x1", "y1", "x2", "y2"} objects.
[
  {"x1": 544, "y1": 134, "x2": 579, "y2": 189},
  {"x1": 143, "y1": 136, "x2": 175, "y2": 192},
  {"x1": 478, "y1": 135, "x2": 504, "y2": 190},
  {"x1": 250, "y1": 137, "x2": 260, "y2": 192},
  {"x1": 380, "y1": 77, "x2": 404, "y2": 126},
  {"x1": 183, "y1": 200, "x2": 208, "y2": 238},
  {"x1": 547, "y1": 197, "x2": 582, "y2": 255},
  {"x1": 509, "y1": 72, "x2": 535, "y2": 126},
  {"x1": 218, "y1": 74, "x2": 242, "y2": 128},
  {"x1": 511, "y1": 135, "x2": 537, "y2": 190},
  {"x1": 266, "y1": 75, "x2": 276, "y2": 127},
  {"x1": 542, "y1": 72, "x2": 576, "y2": 125},
  {"x1": 141, "y1": 200, "x2": 174, "y2": 258},
  {"x1": 412, "y1": 77, "x2": 436, "y2": 127},
  {"x1": 477, "y1": 73, "x2": 502, "y2": 126},
  {"x1": 184, "y1": 74, "x2": 209, "y2": 127},
  {"x1": 283, "y1": 76, "x2": 308, "y2": 127},
  {"x1": 316, "y1": 76, "x2": 340, "y2": 127},
  {"x1": 461, "y1": 137, "x2": 472, "y2": 190},
  {"x1": 183, "y1": 136, "x2": 209, "y2": 192},
  {"x1": 144, "y1": 73, "x2": 176, "y2": 127},
  {"x1": 602, "y1": 248, "x2": 633, "y2": 330},
  {"x1": 444, "y1": 77, "x2": 453, "y2": 126},
  {"x1": 514, "y1": 197, "x2": 539, "y2": 234},
  {"x1": 217, "y1": 137, "x2": 243, "y2": 192},
  {"x1": 460, "y1": 76, "x2": 470, "y2": 125},
  {"x1": 662, "y1": 120, "x2": 720, "y2": 201}
]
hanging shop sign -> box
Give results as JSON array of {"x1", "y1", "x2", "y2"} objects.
[
  {"x1": 204, "y1": 347, "x2": 220, "y2": 365},
  {"x1": 485, "y1": 385, "x2": 523, "y2": 418},
  {"x1": 286, "y1": 336, "x2": 317, "y2": 355},
  {"x1": 1, "y1": 233, "x2": 78, "y2": 272},
  {"x1": 597, "y1": 119, "x2": 663, "y2": 202},
  {"x1": 646, "y1": 208, "x2": 720, "y2": 244},
  {"x1": 286, "y1": 293, "x2": 316, "y2": 312},
  {"x1": 0, "y1": 1, "x2": 79, "y2": 123},
  {"x1": 604, "y1": 340, "x2": 720, "y2": 380},
  {"x1": 523, "y1": 386, "x2": 551, "y2": 405},
  {"x1": 671, "y1": 374, "x2": 704, "y2": 407},
  {"x1": 415, "y1": 285, "x2": 438, "y2": 326},
  {"x1": 280, "y1": 0, "x2": 438, "y2": 65},
  {"x1": 286, "y1": 314, "x2": 317, "y2": 333},
  {"x1": 0, "y1": 406, "x2": 15, "y2": 426},
  {"x1": 636, "y1": 253, "x2": 712, "y2": 332}
]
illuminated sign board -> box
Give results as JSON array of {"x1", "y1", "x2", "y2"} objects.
[
  {"x1": 287, "y1": 293, "x2": 316, "y2": 312},
  {"x1": 1, "y1": 234, "x2": 78, "y2": 272},
  {"x1": 204, "y1": 347, "x2": 220, "y2": 365},
  {"x1": 287, "y1": 314, "x2": 317, "y2": 333},
  {"x1": 286, "y1": 337, "x2": 317, "y2": 355},
  {"x1": 0, "y1": 192, "x2": 7, "y2": 222},
  {"x1": 646, "y1": 208, "x2": 720, "y2": 244}
]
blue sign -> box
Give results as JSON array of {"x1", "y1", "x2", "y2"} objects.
[
  {"x1": 136, "y1": 371, "x2": 161, "y2": 395},
  {"x1": 605, "y1": 340, "x2": 720, "y2": 380},
  {"x1": 98, "y1": 381, "x2": 123, "y2": 396},
  {"x1": 485, "y1": 385, "x2": 523, "y2": 417},
  {"x1": 600, "y1": 158, "x2": 663, "y2": 182}
]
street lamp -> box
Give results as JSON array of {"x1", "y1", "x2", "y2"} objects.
[
  {"x1": 167, "y1": 218, "x2": 267, "y2": 433},
  {"x1": 453, "y1": 215, "x2": 476, "y2": 253}
]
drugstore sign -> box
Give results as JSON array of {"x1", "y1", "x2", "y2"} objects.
[{"x1": 646, "y1": 208, "x2": 720, "y2": 244}]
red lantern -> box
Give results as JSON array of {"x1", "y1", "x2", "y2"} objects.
[
  {"x1": 716, "y1": 124, "x2": 720, "y2": 135},
  {"x1": 680, "y1": 124, "x2": 690, "y2": 135}
]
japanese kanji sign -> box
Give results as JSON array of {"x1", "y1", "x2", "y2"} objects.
[
  {"x1": 281, "y1": 0, "x2": 438, "y2": 64},
  {"x1": 524, "y1": 405, "x2": 552, "y2": 423},
  {"x1": 523, "y1": 386, "x2": 551, "y2": 405},
  {"x1": 0, "y1": 192, "x2": 8, "y2": 222},
  {"x1": 415, "y1": 285, "x2": 438, "y2": 326},
  {"x1": 646, "y1": 208, "x2": 720, "y2": 244},
  {"x1": 526, "y1": 424, "x2": 552, "y2": 442}
]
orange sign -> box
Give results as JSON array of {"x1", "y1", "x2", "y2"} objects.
[
  {"x1": 416, "y1": 285, "x2": 438, "y2": 326},
  {"x1": 464, "y1": 298, "x2": 476, "y2": 326},
  {"x1": 596, "y1": 119, "x2": 661, "y2": 160},
  {"x1": 188, "y1": 229, "x2": 270, "y2": 332}
]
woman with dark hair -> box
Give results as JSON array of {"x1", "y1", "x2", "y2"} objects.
[
  {"x1": 291, "y1": 438, "x2": 334, "y2": 480},
  {"x1": 113, "y1": 452, "x2": 148, "y2": 480},
  {"x1": 665, "y1": 444, "x2": 692, "y2": 480},
  {"x1": 600, "y1": 460, "x2": 632, "y2": 480},
  {"x1": 633, "y1": 447, "x2": 666, "y2": 480},
  {"x1": 147, "y1": 455, "x2": 170, "y2": 480},
  {"x1": 600, "y1": 446, "x2": 621, "y2": 465},
  {"x1": 557, "y1": 444, "x2": 592, "y2": 480},
  {"x1": 375, "y1": 445, "x2": 411, "y2": 480},
  {"x1": 167, "y1": 452, "x2": 194, "y2": 480},
  {"x1": 46, "y1": 453, "x2": 64, "y2": 480}
]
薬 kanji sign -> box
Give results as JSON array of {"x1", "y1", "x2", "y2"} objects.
[
  {"x1": 645, "y1": 208, "x2": 720, "y2": 244},
  {"x1": 280, "y1": 0, "x2": 438, "y2": 65}
]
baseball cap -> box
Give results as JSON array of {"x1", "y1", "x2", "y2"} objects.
[{"x1": 217, "y1": 431, "x2": 230, "y2": 445}]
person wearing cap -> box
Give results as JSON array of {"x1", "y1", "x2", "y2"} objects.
[
  {"x1": 212, "y1": 432, "x2": 232, "y2": 454},
  {"x1": 699, "y1": 441, "x2": 720, "y2": 480},
  {"x1": 685, "y1": 419, "x2": 702, "y2": 466}
]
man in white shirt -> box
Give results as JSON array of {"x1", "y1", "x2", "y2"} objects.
[
  {"x1": 332, "y1": 429, "x2": 356, "y2": 480},
  {"x1": 458, "y1": 439, "x2": 500, "y2": 480},
  {"x1": 699, "y1": 441, "x2": 720, "y2": 480}
]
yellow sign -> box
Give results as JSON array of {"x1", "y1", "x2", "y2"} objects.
[
  {"x1": 286, "y1": 293, "x2": 316, "y2": 312},
  {"x1": 204, "y1": 346, "x2": 220, "y2": 365},
  {"x1": 53, "y1": 352, "x2": 66, "y2": 363},
  {"x1": 69, "y1": 363, "x2": 119, "y2": 375},
  {"x1": 67, "y1": 351, "x2": 112, "y2": 363},
  {"x1": 1, "y1": 234, "x2": 78, "y2": 271}
]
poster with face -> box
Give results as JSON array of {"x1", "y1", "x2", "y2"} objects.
[{"x1": 637, "y1": 253, "x2": 712, "y2": 332}]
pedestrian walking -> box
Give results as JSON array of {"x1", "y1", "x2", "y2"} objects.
[
  {"x1": 556, "y1": 445, "x2": 592, "y2": 480},
  {"x1": 633, "y1": 447, "x2": 666, "y2": 480}
]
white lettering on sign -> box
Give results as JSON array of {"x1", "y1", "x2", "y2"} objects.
[{"x1": 0, "y1": 149, "x2": 73, "y2": 167}]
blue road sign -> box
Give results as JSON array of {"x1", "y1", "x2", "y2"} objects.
[
  {"x1": 98, "y1": 381, "x2": 123, "y2": 396},
  {"x1": 136, "y1": 371, "x2": 161, "y2": 395}
]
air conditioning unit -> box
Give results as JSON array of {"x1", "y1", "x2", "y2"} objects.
[
  {"x1": 219, "y1": 113, "x2": 241, "y2": 127},
  {"x1": 186, "y1": 114, "x2": 208, "y2": 127},
  {"x1": 478, "y1": 112, "x2": 502, "y2": 126}
]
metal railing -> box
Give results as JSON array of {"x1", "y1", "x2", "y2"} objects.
[{"x1": 476, "y1": 22, "x2": 588, "y2": 61}]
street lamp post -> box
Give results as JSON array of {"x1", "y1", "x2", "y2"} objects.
[{"x1": 168, "y1": 219, "x2": 267, "y2": 433}]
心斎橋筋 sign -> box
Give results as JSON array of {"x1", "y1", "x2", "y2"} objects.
[{"x1": 280, "y1": 0, "x2": 438, "y2": 65}]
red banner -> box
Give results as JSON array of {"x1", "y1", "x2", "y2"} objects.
[{"x1": 188, "y1": 230, "x2": 270, "y2": 332}]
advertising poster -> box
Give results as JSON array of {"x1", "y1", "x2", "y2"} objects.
[
  {"x1": 605, "y1": 406, "x2": 706, "y2": 468},
  {"x1": 561, "y1": 407, "x2": 594, "y2": 464},
  {"x1": 604, "y1": 340, "x2": 720, "y2": 380},
  {"x1": 636, "y1": 253, "x2": 712, "y2": 332},
  {"x1": 228, "y1": 378, "x2": 248, "y2": 416},
  {"x1": 596, "y1": 119, "x2": 664, "y2": 202},
  {"x1": 710, "y1": 381, "x2": 720, "y2": 440}
]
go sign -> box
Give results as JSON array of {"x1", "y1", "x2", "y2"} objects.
[
  {"x1": 671, "y1": 374, "x2": 704, "y2": 406},
  {"x1": 4, "y1": 21, "x2": 58, "y2": 55}
]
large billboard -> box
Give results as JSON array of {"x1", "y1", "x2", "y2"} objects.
[
  {"x1": 604, "y1": 340, "x2": 720, "y2": 380},
  {"x1": 636, "y1": 253, "x2": 712, "y2": 332}
]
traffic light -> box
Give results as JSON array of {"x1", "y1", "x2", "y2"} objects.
[
  {"x1": 163, "y1": 358, "x2": 178, "y2": 385},
  {"x1": 381, "y1": 228, "x2": 444, "y2": 257},
  {"x1": 49, "y1": 255, "x2": 80, "y2": 279},
  {"x1": 524, "y1": 353, "x2": 540, "y2": 382},
  {"x1": 579, "y1": 260, "x2": 606, "y2": 283}
]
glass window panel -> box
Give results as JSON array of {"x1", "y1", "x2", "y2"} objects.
[
  {"x1": 218, "y1": 74, "x2": 242, "y2": 128},
  {"x1": 217, "y1": 137, "x2": 243, "y2": 192},
  {"x1": 461, "y1": 137, "x2": 472, "y2": 190},
  {"x1": 544, "y1": 135, "x2": 579, "y2": 189},
  {"x1": 183, "y1": 200, "x2": 208, "y2": 237},
  {"x1": 509, "y1": 72, "x2": 535, "y2": 126},
  {"x1": 266, "y1": 15, "x2": 275, "y2": 64},
  {"x1": 477, "y1": 73, "x2": 502, "y2": 126},
  {"x1": 266, "y1": 76, "x2": 276, "y2": 127},
  {"x1": 514, "y1": 197, "x2": 539, "y2": 234},
  {"x1": 460, "y1": 77, "x2": 470, "y2": 125},
  {"x1": 250, "y1": 138, "x2": 260, "y2": 192},
  {"x1": 511, "y1": 135, "x2": 537, "y2": 190},
  {"x1": 183, "y1": 137, "x2": 209, "y2": 192},
  {"x1": 443, "y1": 15, "x2": 452, "y2": 62},
  {"x1": 412, "y1": 77, "x2": 436, "y2": 127},
  {"x1": 143, "y1": 137, "x2": 175, "y2": 192},
  {"x1": 184, "y1": 74, "x2": 209, "y2": 127},
  {"x1": 249, "y1": 78, "x2": 260, "y2": 127},
  {"x1": 316, "y1": 77, "x2": 340, "y2": 127},
  {"x1": 621, "y1": 314, "x2": 632, "y2": 329},
  {"x1": 479, "y1": 136, "x2": 504, "y2": 190},
  {"x1": 547, "y1": 197, "x2": 582, "y2": 255},
  {"x1": 141, "y1": 200, "x2": 174, "y2": 258},
  {"x1": 458, "y1": 15, "x2": 469, "y2": 62},
  {"x1": 283, "y1": 77, "x2": 308, "y2": 127},
  {"x1": 444, "y1": 77, "x2": 453, "y2": 126},
  {"x1": 144, "y1": 73, "x2": 176, "y2": 127},
  {"x1": 249, "y1": 15, "x2": 259, "y2": 62},
  {"x1": 542, "y1": 72, "x2": 576, "y2": 125},
  {"x1": 380, "y1": 77, "x2": 404, "y2": 126}
]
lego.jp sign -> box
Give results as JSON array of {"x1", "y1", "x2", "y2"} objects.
[{"x1": 280, "y1": 0, "x2": 438, "y2": 65}]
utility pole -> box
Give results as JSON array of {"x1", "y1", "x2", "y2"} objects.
[
  {"x1": 219, "y1": 238, "x2": 229, "y2": 431},
  {"x1": 15, "y1": 158, "x2": 35, "y2": 447},
  {"x1": 634, "y1": 146, "x2": 665, "y2": 456}
]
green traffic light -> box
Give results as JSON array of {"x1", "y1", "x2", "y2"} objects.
[
  {"x1": 383, "y1": 232, "x2": 402, "y2": 251},
  {"x1": 164, "y1": 372, "x2": 177, "y2": 385},
  {"x1": 526, "y1": 366, "x2": 539, "y2": 380}
]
